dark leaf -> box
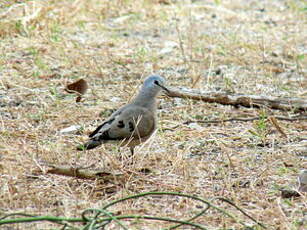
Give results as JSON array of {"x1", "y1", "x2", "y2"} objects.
[{"x1": 65, "y1": 78, "x2": 88, "y2": 95}]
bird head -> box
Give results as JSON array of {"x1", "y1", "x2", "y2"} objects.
[{"x1": 143, "y1": 75, "x2": 169, "y2": 93}]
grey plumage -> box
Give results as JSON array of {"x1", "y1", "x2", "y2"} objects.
[{"x1": 77, "y1": 75, "x2": 169, "y2": 154}]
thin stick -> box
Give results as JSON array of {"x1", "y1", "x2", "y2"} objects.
[{"x1": 183, "y1": 115, "x2": 307, "y2": 125}]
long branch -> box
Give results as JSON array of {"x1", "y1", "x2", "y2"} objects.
[{"x1": 166, "y1": 87, "x2": 307, "y2": 112}]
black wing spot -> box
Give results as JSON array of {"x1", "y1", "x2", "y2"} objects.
[
  {"x1": 128, "y1": 122, "x2": 134, "y2": 132},
  {"x1": 117, "y1": 120, "x2": 125, "y2": 128}
]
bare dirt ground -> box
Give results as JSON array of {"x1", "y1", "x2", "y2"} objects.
[{"x1": 0, "y1": 0, "x2": 306, "y2": 229}]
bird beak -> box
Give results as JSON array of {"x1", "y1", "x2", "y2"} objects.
[{"x1": 155, "y1": 82, "x2": 170, "y2": 93}]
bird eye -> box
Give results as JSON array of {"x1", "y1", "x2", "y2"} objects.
[{"x1": 154, "y1": 80, "x2": 159, "y2": 85}]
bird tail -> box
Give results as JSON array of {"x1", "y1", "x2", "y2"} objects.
[{"x1": 76, "y1": 139, "x2": 102, "y2": 150}]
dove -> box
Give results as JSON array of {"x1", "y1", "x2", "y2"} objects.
[{"x1": 77, "y1": 75, "x2": 169, "y2": 154}]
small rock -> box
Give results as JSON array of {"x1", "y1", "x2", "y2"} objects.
[
  {"x1": 110, "y1": 97, "x2": 121, "y2": 102},
  {"x1": 159, "y1": 41, "x2": 178, "y2": 55},
  {"x1": 187, "y1": 123, "x2": 203, "y2": 131},
  {"x1": 60, "y1": 125, "x2": 82, "y2": 134}
]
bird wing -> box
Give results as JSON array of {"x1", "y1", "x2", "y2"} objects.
[
  {"x1": 88, "y1": 105, "x2": 127, "y2": 138},
  {"x1": 90, "y1": 105, "x2": 156, "y2": 142}
]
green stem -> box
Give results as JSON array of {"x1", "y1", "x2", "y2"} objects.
[
  {"x1": 0, "y1": 216, "x2": 83, "y2": 225},
  {"x1": 82, "y1": 208, "x2": 128, "y2": 230},
  {"x1": 0, "y1": 214, "x2": 207, "y2": 229},
  {"x1": 0, "y1": 192, "x2": 266, "y2": 229},
  {"x1": 102, "y1": 191, "x2": 212, "y2": 209},
  {"x1": 166, "y1": 205, "x2": 211, "y2": 230},
  {"x1": 99, "y1": 215, "x2": 208, "y2": 230},
  {"x1": 215, "y1": 197, "x2": 266, "y2": 229}
]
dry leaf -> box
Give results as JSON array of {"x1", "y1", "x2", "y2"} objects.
[
  {"x1": 65, "y1": 78, "x2": 88, "y2": 95},
  {"x1": 65, "y1": 78, "x2": 88, "y2": 102}
]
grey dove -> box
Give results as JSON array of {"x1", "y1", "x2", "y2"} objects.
[{"x1": 77, "y1": 75, "x2": 169, "y2": 154}]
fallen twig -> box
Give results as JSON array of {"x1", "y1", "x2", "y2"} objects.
[
  {"x1": 166, "y1": 87, "x2": 307, "y2": 112},
  {"x1": 44, "y1": 164, "x2": 124, "y2": 181},
  {"x1": 268, "y1": 116, "x2": 287, "y2": 138},
  {"x1": 183, "y1": 115, "x2": 307, "y2": 125}
]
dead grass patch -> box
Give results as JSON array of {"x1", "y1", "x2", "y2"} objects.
[{"x1": 0, "y1": 0, "x2": 306, "y2": 229}]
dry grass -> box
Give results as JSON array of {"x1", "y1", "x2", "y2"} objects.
[{"x1": 0, "y1": 0, "x2": 306, "y2": 229}]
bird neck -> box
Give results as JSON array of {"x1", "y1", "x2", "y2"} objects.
[{"x1": 132, "y1": 87, "x2": 159, "y2": 109}]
